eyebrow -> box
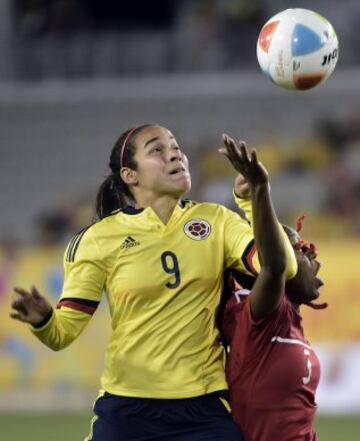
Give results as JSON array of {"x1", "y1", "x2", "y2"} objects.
[{"x1": 144, "y1": 135, "x2": 175, "y2": 148}]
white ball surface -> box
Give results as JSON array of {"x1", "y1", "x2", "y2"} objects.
[{"x1": 257, "y1": 9, "x2": 339, "y2": 90}]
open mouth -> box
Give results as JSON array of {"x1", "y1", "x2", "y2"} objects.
[
  {"x1": 169, "y1": 167, "x2": 186, "y2": 175},
  {"x1": 314, "y1": 277, "x2": 324, "y2": 289},
  {"x1": 311, "y1": 277, "x2": 324, "y2": 299}
]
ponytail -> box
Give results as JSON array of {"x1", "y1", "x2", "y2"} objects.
[
  {"x1": 95, "y1": 125, "x2": 151, "y2": 220},
  {"x1": 96, "y1": 173, "x2": 134, "y2": 220}
]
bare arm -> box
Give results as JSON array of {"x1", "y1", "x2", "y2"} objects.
[
  {"x1": 220, "y1": 135, "x2": 287, "y2": 320},
  {"x1": 250, "y1": 180, "x2": 287, "y2": 319},
  {"x1": 234, "y1": 172, "x2": 297, "y2": 281}
]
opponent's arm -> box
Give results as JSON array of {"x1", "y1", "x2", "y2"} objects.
[
  {"x1": 220, "y1": 135, "x2": 289, "y2": 319},
  {"x1": 233, "y1": 171, "x2": 297, "y2": 280}
]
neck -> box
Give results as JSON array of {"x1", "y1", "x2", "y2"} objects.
[
  {"x1": 292, "y1": 302, "x2": 301, "y2": 312},
  {"x1": 286, "y1": 294, "x2": 301, "y2": 312},
  {"x1": 134, "y1": 194, "x2": 180, "y2": 224}
]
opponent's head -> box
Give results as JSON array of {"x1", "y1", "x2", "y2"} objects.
[
  {"x1": 96, "y1": 124, "x2": 191, "y2": 219},
  {"x1": 283, "y1": 219, "x2": 326, "y2": 309}
]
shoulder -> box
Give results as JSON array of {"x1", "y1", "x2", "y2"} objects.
[
  {"x1": 64, "y1": 215, "x2": 112, "y2": 263},
  {"x1": 223, "y1": 293, "x2": 253, "y2": 345},
  {"x1": 229, "y1": 293, "x2": 288, "y2": 329},
  {"x1": 64, "y1": 207, "x2": 141, "y2": 261},
  {"x1": 65, "y1": 224, "x2": 96, "y2": 263},
  {"x1": 184, "y1": 199, "x2": 241, "y2": 218},
  {"x1": 88, "y1": 207, "x2": 133, "y2": 231},
  {"x1": 226, "y1": 289, "x2": 251, "y2": 316},
  {"x1": 256, "y1": 297, "x2": 292, "y2": 325}
]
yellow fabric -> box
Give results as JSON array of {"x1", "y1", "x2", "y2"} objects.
[
  {"x1": 233, "y1": 193, "x2": 298, "y2": 280},
  {"x1": 32, "y1": 201, "x2": 260, "y2": 398},
  {"x1": 233, "y1": 190, "x2": 252, "y2": 222},
  {"x1": 219, "y1": 397, "x2": 231, "y2": 413},
  {"x1": 30, "y1": 308, "x2": 92, "y2": 351}
]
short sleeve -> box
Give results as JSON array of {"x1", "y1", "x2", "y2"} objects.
[
  {"x1": 61, "y1": 226, "x2": 106, "y2": 303},
  {"x1": 223, "y1": 208, "x2": 260, "y2": 276}
]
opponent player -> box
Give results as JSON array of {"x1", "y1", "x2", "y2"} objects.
[
  {"x1": 10, "y1": 125, "x2": 297, "y2": 441},
  {"x1": 222, "y1": 173, "x2": 326, "y2": 441}
]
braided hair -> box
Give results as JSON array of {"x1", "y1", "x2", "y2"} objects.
[{"x1": 96, "y1": 125, "x2": 151, "y2": 219}]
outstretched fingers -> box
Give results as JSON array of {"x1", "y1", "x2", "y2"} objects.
[
  {"x1": 12, "y1": 286, "x2": 34, "y2": 316},
  {"x1": 10, "y1": 312, "x2": 28, "y2": 322},
  {"x1": 11, "y1": 285, "x2": 51, "y2": 326},
  {"x1": 14, "y1": 287, "x2": 31, "y2": 297},
  {"x1": 250, "y1": 148, "x2": 258, "y2": 164},
  {"x1": 238, "y1": 142, "x2": 251, "y2": 165},
  {"x1": 219, "y1": 134, "x2": 267, "y2": 186},
  {"x1": 222, "y1": 134, "x2": 250, "y2": 169},
  {"x1": 220, "y1": 134, "x2": 269, "y2": 188},
  {"x1": 11, "y1": 296, "x2": 28, "y2": 315},
  {"x1": 222, "y1": 134, "x2": 238, "y2": 160},
  {"x1": 31, "y1": 286, "x2": 41, "y2": 300}
]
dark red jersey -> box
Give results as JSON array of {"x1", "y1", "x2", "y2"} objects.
[{"x1": 223, "y1": 291, "x2": 320, "y2": 441}]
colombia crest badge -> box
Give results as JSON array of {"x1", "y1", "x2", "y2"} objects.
[{"x1": 184, "y1": 219, "x2": 211, "y2": 241}]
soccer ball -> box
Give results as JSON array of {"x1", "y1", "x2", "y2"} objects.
[{"x1": 256, "y1": 9, "x2": 339, "y2": 90}]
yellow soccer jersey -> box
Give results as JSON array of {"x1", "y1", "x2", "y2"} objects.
[{"x1": 31, "y1": 200, "x2": 296, "y2": 398}]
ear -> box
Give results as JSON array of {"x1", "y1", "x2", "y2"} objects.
[{"x1": 120, "y1": 167, "x2": 138, "y2": 186}]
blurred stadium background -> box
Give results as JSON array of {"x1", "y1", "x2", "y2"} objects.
[{"x1": 0, "y1": 0, "x2": 360, "y2": 439}]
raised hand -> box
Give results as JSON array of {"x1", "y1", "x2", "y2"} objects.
[
  {"x1": 234, "y1": 173, "x2": 251, "y2": 199},
  {"x1": 10, "y1": 286, "x2": 53, "y2": 326},
  {"x1": 219, "y1": 134, "x2": 269, "y2": 191}
]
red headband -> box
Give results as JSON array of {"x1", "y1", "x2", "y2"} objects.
[
  {"x1": 119, "y1": 126, "x2": 141, "y2": 169},
  {"x1": 296, "y1": 215, "x2": 306, "y2": 232}
]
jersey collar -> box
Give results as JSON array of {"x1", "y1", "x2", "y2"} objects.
[
  {"x1": 122, "y1": 200, "x2": 188, "y2": 216},
  {"x1": 122, "y1": 206, "x2": 144, "y2": 215}
]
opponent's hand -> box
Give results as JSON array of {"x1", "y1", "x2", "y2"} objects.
[
  {"x1": 219, "y1": 134, "x2": 269, "y2": 190},
  {"x1": 10, "y1": 286, "x2": 53, "y2": 326}
]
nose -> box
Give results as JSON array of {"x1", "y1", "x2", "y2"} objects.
[{"x1": 169, "y1": 147, "x2": 182, "y2": 162}]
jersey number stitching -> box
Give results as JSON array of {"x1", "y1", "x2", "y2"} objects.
[
  {"x1": 302, "y1": 348, "x2": 312, "y2": 385},
  {"x1": 161, "y1": 251, "x2": 181, "y2": 289}
]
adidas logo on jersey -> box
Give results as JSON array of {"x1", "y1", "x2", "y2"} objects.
[{"x1": 120, "y1": 236, "x2": 140, "y2": 249}]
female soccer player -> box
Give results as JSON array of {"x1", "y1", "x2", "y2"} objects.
[
  {"x1": 10, "y1": 125, "x2": 297, "y2": 441},
  {"x1": 223, "y1": 174, "x2": 326, "y2": 441}
]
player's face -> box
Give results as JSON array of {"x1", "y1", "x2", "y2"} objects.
[
  {"x1": 285, "y1": 232, "x2": 324, "y2": 305},
  {"x1": 132, "y1": 126, "x2": 191, "y2": 199}
]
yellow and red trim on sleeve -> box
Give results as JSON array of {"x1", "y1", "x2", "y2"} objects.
[{"x1": 241, "y1": 239, "x2": 258, "y2": 276}]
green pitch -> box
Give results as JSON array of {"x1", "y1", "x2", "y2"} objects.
[
  {"x1": 0, "y1": 413, "x2": 91, "y2": 441},
  {"x1": 0, "y1": 413, "x2": 359, "y2": 440}
]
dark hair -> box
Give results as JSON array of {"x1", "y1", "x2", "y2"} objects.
[
  {"x1": 282, "y1": 224, "x2": 301, "y2": 247},
  {"x1": 96, "y1": 125, "x2": 151, "y2": 219}
]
